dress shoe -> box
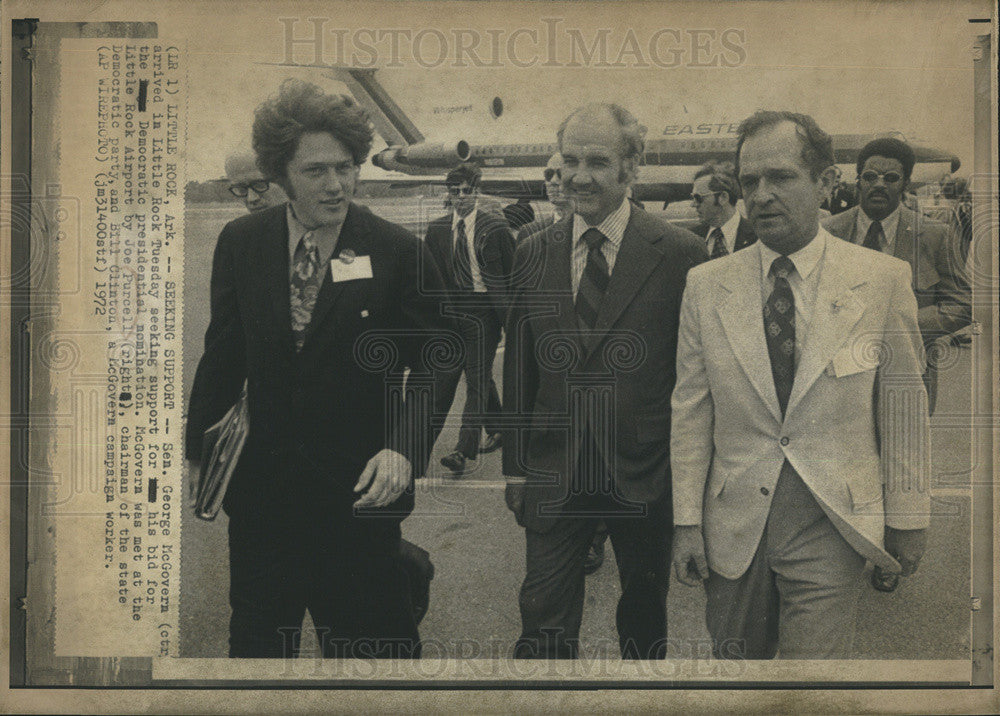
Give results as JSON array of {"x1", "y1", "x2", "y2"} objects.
[
  {"x1": 583, "y1": 540, "x2": 605, "y2": 575},
  {"x1": 870, "y1": 566, "x2": 900, "y2": 593},
  {"x1": 440, "y1": 451, "x2": 467, "y2": 474},
  {"x1": 480, "y1": 432, "x2": 503, "y2": 454}
]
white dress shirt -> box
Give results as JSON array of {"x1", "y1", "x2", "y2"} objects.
[
  {"x1": 757, "y1": 228, "x2": 830, "y2": 364},
  {"x1": 453, "y1": 204, "x2": 487, "y2": 293},
  {"x1": 705, "y1": 209, "x2": 742, "y2": 255}
]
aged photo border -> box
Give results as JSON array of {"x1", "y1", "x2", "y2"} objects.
[{"x1": 3, "y1": 0, "x2": 998, "y2": 712}]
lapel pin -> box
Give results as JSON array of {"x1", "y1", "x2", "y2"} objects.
[
  {"x1": 361, "y1": 309, "x2": 369, "y2": 318},
  {"x1": 339, "y1": 249, "x2": 356, "y2": 264}
]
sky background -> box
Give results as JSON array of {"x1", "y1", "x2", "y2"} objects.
[{"x1": 23, "y1": 0, "x2": 994, "y2": 181}]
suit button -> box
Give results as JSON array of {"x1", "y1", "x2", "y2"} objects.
[
  {"x1": 780, "y1": 437, "x2": 789, "y2": 446},
  {"x1": 760, "y1": 487, "x2": 770, "y2": 496}
]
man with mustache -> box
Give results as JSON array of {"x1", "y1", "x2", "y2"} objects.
[
  {"x1": 671, "y1": 111, "x2": 930, "y2": 658},
  {"x1": 503, "y1": 103, "x2": 703, "y2": 659},
  {"x1": 823, "y1": 137, "x2": 971, "y2": 416}
]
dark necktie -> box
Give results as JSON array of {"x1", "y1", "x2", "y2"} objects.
[
  {"x1": 709, "y1": 227, "x2": 728, "y2": 259},
  {"x1": 574, "y1": 228, "x2": 609, "y2": 332},
  {"x1": 764, "y1": 255, "x2": 796, "y2": 416},
  {"x1": 452, "y1": 219, "x2": 473, "y2": 290},
  {"x1": 863, "y1": 219, "x2": 884, "y2": 251},
  {"x1": 290, "y1": 231, "x2": 321, "y2": 351}
]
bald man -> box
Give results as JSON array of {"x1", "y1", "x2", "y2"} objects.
[{"x1": 224, "y1": 151, "x2": 288, "y2": 213}]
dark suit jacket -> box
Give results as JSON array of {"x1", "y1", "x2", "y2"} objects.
[
  {"x1": 185, "y1": 202, "x2": 449, "y2": 525},
  {"x1": 502, "y1": 207, "x2": 704, "y2": 532},
  {"x1": 516, "y1": 214, "x2": 557, "y2": 243},
  {"x1": 424, "y1": 208, "x2": 516, "y2": 322},
  {"x1": 823, "y1": 205, "x2": 971, "y2": 341},
  {"x1": 692, "y1": 213, "x2": 757, "y2": 256}
]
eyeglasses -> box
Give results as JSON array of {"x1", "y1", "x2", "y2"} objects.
[
  {"x1": 543, "y1": 167, "x2": 561, "y2": 182},
  {"x1": 229, "y1": 180, "x2": 271, "y2": 198},
  {"x1": 446, "y1": 184, "x2": 477, "y2": 195},
  {"x1": 691, "y1": 192, "x2": 720, "y2": 205},
  {"x1": 860, "y1": 170, "x2": 903, "y2": 184}
]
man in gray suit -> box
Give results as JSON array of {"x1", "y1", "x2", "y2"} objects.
[
  {"x1": 823, "y1": 137, "x2": 971, "y2": 415},
  {"x1": 504, "y1": 104, "x2": 703, "y2": 659}
]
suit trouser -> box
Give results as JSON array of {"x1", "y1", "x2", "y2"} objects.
[
  {"x1": 227, "y1": 511, "x2": 420, "y2": 659},
  {"x1": 435, "y1": 300, "x2": 503, "y2": 457},
  {"x1": 704, "y1": 461, "x2": 865, "y2": 659},
  {"x1": 515, "y1": 491, "x2": 672, "y2": 659}
]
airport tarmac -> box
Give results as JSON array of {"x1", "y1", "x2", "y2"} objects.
[{"x1": 180, "y1": 198, "x2": 974, "y2": 661}]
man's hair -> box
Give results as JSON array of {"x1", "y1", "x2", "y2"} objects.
[
  {"x1": 556, "y1": 103, "x2": 646, "y2": 162},
  {"x1": 252, "y1": 78, "x2": 374, "y2": 182},
  {"x1": 445, "y1": 162, "x2": 482, "y2": 188},
  {"x1": 855, "y1": 137, "x2": 916, "y2": 182},
  {"x1": 735, "y1": 110, "x2": 834, "y2": 181},
  {"x1": 692, "y1": 162, "x2": 740, "y2": 205}
]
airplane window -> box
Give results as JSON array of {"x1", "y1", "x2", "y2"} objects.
[{"x1": 491, "y1": 96, "x2": 504, "y2": 119}]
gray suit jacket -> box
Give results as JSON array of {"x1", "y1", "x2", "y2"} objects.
[{"x1": 823, "y1": 205, "x2": 970, "y2": 341}]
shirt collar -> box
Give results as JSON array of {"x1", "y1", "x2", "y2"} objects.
[
  {"x1": 572, "y1": 197, "x2": 631, "y2": 248},
  {"x1": 709, "y1": 208, "x2": 742, "y2": 244},
  {"x1": 758, "y1": 226, "x2": 827, "y2": 283},
  {"x1": 286, "y1": 203, "x2": 344, "y2": 264},
  {"x1": 856, "y1": 204, "x2": 901, "y2": 248}
]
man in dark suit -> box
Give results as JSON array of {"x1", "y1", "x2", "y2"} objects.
[
  {"x1": 823, "y1": 137, "x2": 971, "y2": 416},
  {"x1": 690, "y1": 162, "x2": 756, "y2": 259},
  {"x1": 186, "y1": 80, "x2": 449, "y2": 658},
  {"x1": 424, "y1": 163, "x2": 516, "y2": 474},
  {"x1": 503, "y1": 104, "x2": 703, "y2": 659}
]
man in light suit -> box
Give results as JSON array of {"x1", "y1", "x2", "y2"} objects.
[
  {"x1": 690, "y1": 162, "x2": 757, "y2": 259},
  {"x1": 823, "y1": 137, "x2": 971, "y2": 416},
  {"x1": 424, "y1": 162, "x2": 515, "y2": 474},
  {"x1": 504, "y1": 104, "x2": 703, "y2": 659},
  {"x1": 186, "y1": 80, "x2": 449, "y2": 658},
  {"x1": 671, "y1": 111, "x2": 930, "y2": 659}
]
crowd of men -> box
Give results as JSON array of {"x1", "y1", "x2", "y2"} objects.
[{"x1": 187, "y1": 79, "x2": 972, "y2": 660}]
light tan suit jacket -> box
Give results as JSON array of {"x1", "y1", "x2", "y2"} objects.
[{"x1": 671, "y1": 230, "x2": 930, "y2": 579}]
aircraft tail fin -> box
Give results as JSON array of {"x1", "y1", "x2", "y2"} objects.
[{"x1": 322, "y1": 67, "x2": 424, "y2": 146}]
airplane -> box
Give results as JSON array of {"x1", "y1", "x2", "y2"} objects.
[{"x1": 271, "y1": 63, "x2": 962, "y2": 206}]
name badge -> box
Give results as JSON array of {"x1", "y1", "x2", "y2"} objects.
[{"x1": 330, "y1": 254, "x2": 373, "y2": 282}]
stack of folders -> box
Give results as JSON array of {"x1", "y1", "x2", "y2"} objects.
[{"x1": 194, "y1": 383, "x2": 249, "y2": 520}]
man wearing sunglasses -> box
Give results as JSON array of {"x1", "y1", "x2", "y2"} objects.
[
  {"x1": 424, "y1": 162, "x2": 516, "y2": 475},
  {"x1": 224, "y1": 151, "x2": 288, "y2": 213},
  {"x1": 516, "y1": 153, "x2": 575, "y2": 242},
  {"x1": 824, "y1": 137, "x2": 971, "y2": 416},
  {"x1": 690, "y1": 162, "x2": 757, "y2": 260}
]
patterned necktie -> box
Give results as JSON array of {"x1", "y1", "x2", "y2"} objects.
[
  {"x1": 575, "y1": 228, "x2": 609, "y2": 332},
  {"x1": 290, "y1": 231, "x2": 321, "y2": 351},
  {"x1": 863, "y1": 219, "x2": 884, "y2": 251},
  {"x1": 452, "y1": 218, "x2": 473, "y2": 290},
  {"x1": 764, "y1": 255, "x2": 796, "y2": 416},
  {"x1": 709, "y1": 227, "x2": 729, "y2": 259}
]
